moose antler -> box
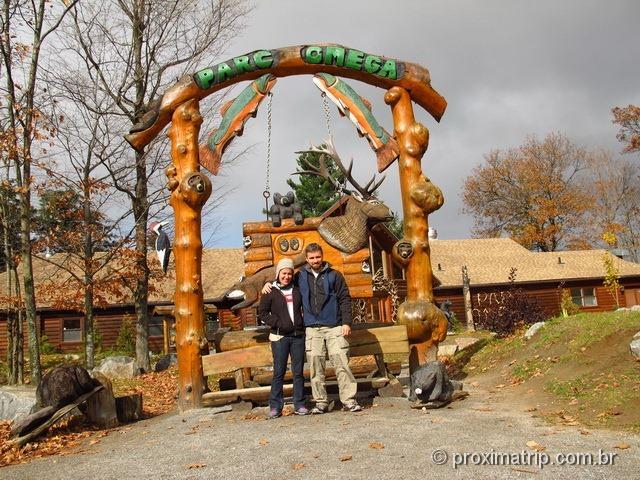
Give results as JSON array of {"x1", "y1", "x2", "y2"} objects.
[{"x1": 294, "y1": 136, "x2": 386, "y2": 199}]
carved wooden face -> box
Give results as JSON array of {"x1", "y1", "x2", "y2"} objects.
[{"x1": 396, "y1": 241, "x2": 413, "y2": 259}]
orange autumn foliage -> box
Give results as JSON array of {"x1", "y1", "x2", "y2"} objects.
[
  {"x1": 612, "y1": 104, "x2": 640, "y2": 155},
  {"x1": 462, "y1": 133, "x2": 594, "y2": 251}
]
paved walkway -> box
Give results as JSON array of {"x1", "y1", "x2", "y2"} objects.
[{"x1": 3, "y1": 383, "x2": 638, "y2": 479}]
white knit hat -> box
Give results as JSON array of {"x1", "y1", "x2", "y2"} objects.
[{"x1": 275, "y1": 258, "x2": 295, "y2": 279}]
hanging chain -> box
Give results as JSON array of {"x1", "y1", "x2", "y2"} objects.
[
  {"x1": 321, "y1": 92, "x2": 332, "y2": 137},
  {"x1": 263, "y1": 92, "x2": 273, "y2": 219}
]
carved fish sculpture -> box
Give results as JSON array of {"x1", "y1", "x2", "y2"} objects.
[
  {"x1": 199, "y1": 73, "x2": 277, "y2": 175},
  {"x1": 312, "y1": 73, "x2": 399, "y2": 173}
]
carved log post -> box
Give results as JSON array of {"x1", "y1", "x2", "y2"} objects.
[
  {"x1": 385, "y1": 87, "x2": 448, "y2": 374},
  {"x1": 166, "y1": 99, "x2": 212, "y2": 411}
]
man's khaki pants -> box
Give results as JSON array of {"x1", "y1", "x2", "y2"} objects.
[{"x1": 305, "y1": 325, "x2": 357, "y2": 407}]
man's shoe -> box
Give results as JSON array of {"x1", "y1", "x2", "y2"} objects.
[
  {"x1": 343, "y1": 402, "x2": 362, "y2": 412},
  {"x1": 294, "y1": 406, "x2": 309, "y2": 416},
  {"x1": 310, "y1": 404, "x2": 327, "y2": 414},
  {"x1": 267, "y1": 409, "x2": 282, "y2": 419}
]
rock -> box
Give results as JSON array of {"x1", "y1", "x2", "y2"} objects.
[
  {"x1": 116, "y1": 394, "x2": 143, "y2": 423},
  {"x1": 154, "y1": 353, "x2": 178, "y2": 372},
  {"x1": 455, "y1": 337, "x2": 481, "y2": 350},
  {"x1": 377, "y1": 377, "x2": 405, "y2": 398},
  {"x1": 64, "y1": 354, "x2": 81, "y2": 362},
  {"x1": 37, "y1": 365, "x2": 98, "y2": 410},
  {"x1": 0, "y1": 386, "x2": 37, "y2": 421},
  {"x1": 630, "y1": 337, "x2": 640, "y2": 360},
  {"x1": 633, "y1": 331, "x2": 640, "y2": 340},
  {"x1": 86, "y1": 372, "x2": 118, "y2": 428},
  {"x1": 631, "y1": 305, "x2": 640, "y2": 312},
  {"x1": 95, "y1": 356, "x2": 135, "y2": 379},
  {"x1": 524, "y1": 321, "x2": 546, "y2": 340},
  {"x1": 437, "y1": 344, "x2": 459, "y2": 358}
]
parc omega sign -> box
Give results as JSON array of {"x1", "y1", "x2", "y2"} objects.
[{"x1": 194, "y1": 45, "x2": 401, "y2": 90}]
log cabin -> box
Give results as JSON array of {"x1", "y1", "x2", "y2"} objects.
[{"x1": 2, "y1": 233, "x2": 640, "y2": 355}]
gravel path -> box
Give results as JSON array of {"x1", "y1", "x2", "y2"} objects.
[{"x1": 3, "y1": 383, "x2": 638, "y2": 479}]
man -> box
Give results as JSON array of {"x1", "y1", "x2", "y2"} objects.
[{"x1": 263, "y1": 243, "x2": 361, "y2": 413}]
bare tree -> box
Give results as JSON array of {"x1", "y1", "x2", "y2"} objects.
[
  {"x1": 0, "y1": 0, "x2": 79, "y2": 384},
  {"x1": 588, "y1": 150, "x2": 640, "y2": 262},
  {"x1": 56, "y1": 0, "x2": 251, "y2": 372}
]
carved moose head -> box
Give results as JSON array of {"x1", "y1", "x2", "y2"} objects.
[{"x1": 296, "y1": 138, "x2": 393, "y2": 254}]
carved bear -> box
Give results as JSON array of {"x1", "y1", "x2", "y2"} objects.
[
  {"x1": 410, "y1": 361, "x2": 454, "y2": 407},
  {"x1": 269, "y1": 191, "x2": 303, "y2": 227}
]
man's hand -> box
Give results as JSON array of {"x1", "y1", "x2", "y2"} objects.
[
  {"x1": 342, "y1": 324, "x2": 351, "y2": 336},
  {"x1": 261, "y1": 283, "x2": 273, "y2": 295}
]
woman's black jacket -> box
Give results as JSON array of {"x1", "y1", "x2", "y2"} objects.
[{"x1": 257, "y1": 284, "x2": 304, "y2": 336}]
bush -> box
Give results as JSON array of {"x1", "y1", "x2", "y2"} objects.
[
  {"x1": 560, "y1": 289, "x2": 580, "y2": 317},
  {"x1": 39, "y1": 334, "x2": 61, "y2": 354},
  {"x1": 474, "y1": 268, "x2": 547, "y2": 337},
  {"x1": 115, "y1": 315, "x2": 136, "y2": 356}
]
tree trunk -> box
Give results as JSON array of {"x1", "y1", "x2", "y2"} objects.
[
  {"x1": 167, "y1": 100, "x2": 211, "y2": 411},
  {"x1": 83, "y1": 178, "x2": 95, "y2": 369}
]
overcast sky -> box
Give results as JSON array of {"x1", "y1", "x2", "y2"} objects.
[{"x1": 200, "y1": 0, "x2": 640, "y2": 247}]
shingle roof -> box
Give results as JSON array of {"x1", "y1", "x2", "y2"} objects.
[
  {"x1": 0, "y1": 248, "x2": 244, "y2": 309},
  {"x1": 430, "y1": 238, "x2": 640, "y2": 287}
]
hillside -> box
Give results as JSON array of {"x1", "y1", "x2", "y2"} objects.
[{"x1": 453, "y1": 310, "x2": 640, "y2": 432}]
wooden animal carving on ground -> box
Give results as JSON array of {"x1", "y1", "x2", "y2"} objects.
[
  {"x1": 312, "y1": 73, "x2": 400, "y2": 172},
  {"x1": 296, "y1": 138, "x2": 393, "y2": 254},
  {"x1": 199, "y1": 73, "x2": 277, "y2": 175}
]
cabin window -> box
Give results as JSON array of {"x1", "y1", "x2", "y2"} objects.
[
  {"x1": 62, "y1": 318, "x2": 82, "y2": 342},
  {"x1": 570, "y1": 287, "x2": 597, "y2": 307},
  {"x1": 149, "y1": 316, "x2": 164, "y2": 337}
]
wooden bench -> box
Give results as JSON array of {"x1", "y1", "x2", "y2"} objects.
[{"x1": 201, "y1": 325, "x2": 408, "y2": 405}]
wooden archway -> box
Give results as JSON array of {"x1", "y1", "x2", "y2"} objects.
[{"x1": 126, "y1": 44, "x2": 448, "y2": 410}]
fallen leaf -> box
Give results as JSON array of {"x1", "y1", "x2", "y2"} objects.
[
  {"x1": 470, "y1": 381, "x2": 480, "y2": 387},
  {"x1": 472, "y1": 406, "x2": 494, "y2": 412},
  {"x1": 508, "y1": 360, "x2": 516, "y2": 366},
  {"x1": 579, "y1": 430, "x2": 590, "y2": 435},
  {"x1": 292, "y1": 463, "x2": 305, "y2": 470},
  {"x1": 524, "y1": 407, "x2": 537, "y2": 412},
  {"x1": 495, "y1": 384, "x2": 506, "y2": 389},
  {"x1": 339, "y1": 454, "x2": 353, "y2": 462},
  {"x1": 369, "y1": 442, "x2": 385, "y2": 449},
  {"x1": 259, "y1": 438, "x2": 269, "y2": 446},
  {"x1": 526, "y1": 440, "x2": 546, "y2": 452},
  {"x1": 187, "y1": 463, "x2": 206, "y2": 469},
  {"x1": 89, "y1": 439, "x2": 100, "y2": 446},
  {"x1": 614, "y1": 443, "x2": 630, "y2": 450}
]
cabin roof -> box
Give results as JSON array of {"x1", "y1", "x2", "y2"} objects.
[{"x1": 430, "y1": 238, "x2": 640, "y2": 287}]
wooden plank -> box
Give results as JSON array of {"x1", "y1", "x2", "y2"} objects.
[
  {"x1": 201, "y1": 378, "x2": 389, "y2": 403},
  {"x1": 243, "y1": 218, "x2": 321, "y2": 235},
  {"x1": 343, "y1": 262, "x2": 367, "y2": 275},
  {"x1": 349, "y1": 284, "x2": 373, "y2": 298},
  {"x1": 244, "y1": 260, "x2": 273, "y2": 276},
  {"x1": 343, "y1": 249, "x2": 371, "y2": 263},
  {"x1": 202, "y1": 344, "x2": 272, "y2": 376},
  {"x1": 252, "y1": 362, "x2": 402, "y2": 385},
  {"x1": 350, "y1": 340, "x2": 409, "y2": 356},
  {"x1": 345, "y1": 273, "x2": 374, "y2": 287},
  {"x1": 244, "y1": 246, "x2": 273, "y2": 263},
  {"x1": 243, "y1": 232, "x2": 271, "y2": 248}
]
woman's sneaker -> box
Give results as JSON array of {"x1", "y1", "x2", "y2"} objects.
[
  {"x1": 294, "y1": 406, "x2": 309, "y2": 416},
  {"x1": 343, "y1": 402, "x2": 362, "y2": 412},
  {"x1": 266, "y1": 409, "x2": 282, "y2": 419}
]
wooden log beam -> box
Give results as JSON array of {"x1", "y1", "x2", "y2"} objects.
[
  {"x1": 201, "y1": 378, "x2": 389, "y2": 405},
  {"x1": 385, "y1": 87, "x2": 448, "y2": 372},
  {"x1": 243, "y1": 217, "x2": 321, "y2": 235},
  {"x1": 167, "y1": 99, "x2": 212, "y2": 411},
  {"x1": 126, "y1": 45, "x2": 447, "y2": 153}
]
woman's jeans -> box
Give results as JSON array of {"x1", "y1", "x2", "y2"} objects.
[{"x1": 270, "y1": 335, "x2": 305, "y2": 411}]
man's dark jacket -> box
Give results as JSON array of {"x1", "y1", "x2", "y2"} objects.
[
  {"x1": 297, "y1": 262, "x2": 352, "y2": 327},
  {"x1": 257, "y1": 284, "x2": 304, "y2": 336}
]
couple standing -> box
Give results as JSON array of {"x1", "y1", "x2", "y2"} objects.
[{"x1": 258, "y1": 243, "x2": 362, "y2": 418}]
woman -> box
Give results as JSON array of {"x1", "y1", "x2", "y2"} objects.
[{"x1": 258, "y1": 258, "x2": 308, "y2": 418}]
